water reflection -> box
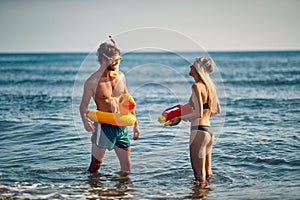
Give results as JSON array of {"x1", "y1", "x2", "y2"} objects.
[
  {"x1": 184, "y1": 180, "x2": 214, "y2": 199},
  {"x1": 85, "y1": 172, "x2": 135, "y2": 199}
]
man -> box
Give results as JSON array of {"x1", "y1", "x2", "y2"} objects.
[{"x1": 79, "y1": 39, "x2": 140, "y2": 173}]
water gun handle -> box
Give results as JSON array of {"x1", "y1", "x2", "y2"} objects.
[{"x1": 164, "y1": 121, "x2": 173, "y2": 126}]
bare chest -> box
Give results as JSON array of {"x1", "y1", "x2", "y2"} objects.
[{"x1": 94, "y1": 77, "x2": 125, "y2": 99}]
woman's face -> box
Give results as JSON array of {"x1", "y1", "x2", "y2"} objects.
[{"x1": 189, "y1": 63, "x2": 197, "y2": 77}]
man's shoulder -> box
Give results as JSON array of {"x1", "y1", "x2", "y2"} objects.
[
  {"x1": 118, "y1": 71, "x2": 126, "y2": 78},
  {"x1": 85, "y1": 71, "x2": 100, "y2": 85}
]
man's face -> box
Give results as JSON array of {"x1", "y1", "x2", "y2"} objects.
[{"x1": 105, "y1": 54, "x2": 122, "y2": 72}]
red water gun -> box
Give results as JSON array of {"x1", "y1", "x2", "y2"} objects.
[{"x1": 158, "y1": 103, "x2": 193, "y2": 126}]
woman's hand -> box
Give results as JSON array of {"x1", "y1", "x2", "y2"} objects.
[{"x1": 170, "y1": 117, "x2": 181, "y2": 126}]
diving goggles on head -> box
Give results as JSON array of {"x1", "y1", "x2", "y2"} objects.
[
  {"x1": 103, "y1": 53, "x2": 122, "y2": 70},
  {"x1": 102, "y1": 53, "x2": 122, "y2": 63}
]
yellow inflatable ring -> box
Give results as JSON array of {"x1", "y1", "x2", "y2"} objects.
[
  {"x1": 87, "y1": 111, "x2": 136, "y2": 126},
  {"x1": 87, "y1": 93, "x2": 137, "y2": 126}
]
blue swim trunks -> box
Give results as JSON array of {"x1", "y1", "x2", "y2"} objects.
[{"x1": 91, "y1": 123, "x2": 130, "y2": 150}]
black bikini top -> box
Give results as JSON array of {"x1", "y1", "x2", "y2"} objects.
[{"x1": 189, "y1": 96, "x2": 210, "y2": 110}]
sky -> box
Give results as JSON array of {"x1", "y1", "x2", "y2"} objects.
[{"x1": 0, "y1": 0, "x2": 299, "y2": 52}]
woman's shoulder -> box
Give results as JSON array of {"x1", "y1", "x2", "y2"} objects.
[
  {"x1": 192, "y1": 82, "x2": 205, "y2": 90},
  {"x1": 192, "y1": 83, "x2": 208, "y2": 97}
]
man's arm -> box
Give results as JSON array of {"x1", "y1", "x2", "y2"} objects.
[
  {"x1": 131, "y1": 106, "x2": 141, "y2": 140},
  {"x1": 79, "y1": 80, "x2": 95, "y2": 132}
]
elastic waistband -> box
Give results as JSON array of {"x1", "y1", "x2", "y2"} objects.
[{"x1": 94, "y1": 122, "x2": 126, "y2": 129}]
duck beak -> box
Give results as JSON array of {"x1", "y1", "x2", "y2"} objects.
[
  {"x1": 128, "y1": 98, "x2": 136, "y2": 110},
  {"x1": 119, "y1": 94, "x2": 136, "y2": 114}
]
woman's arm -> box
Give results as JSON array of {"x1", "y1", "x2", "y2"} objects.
[
  {"x1": 170, "y1": 84, "x2": 203, "y2": 125},
  {"x1": 181, "y1": 84, "x2": 203, "y2": 121}
]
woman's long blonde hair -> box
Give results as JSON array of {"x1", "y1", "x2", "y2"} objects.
[{"x1": 193, "y1": 57, "x2": 220, "y2": 114}]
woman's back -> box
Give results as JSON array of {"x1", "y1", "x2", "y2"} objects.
[{"x1": 190, "y1": 82, "x2": 212, "y2": 126}]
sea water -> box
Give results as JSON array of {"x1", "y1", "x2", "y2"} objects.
[{"x1": 0, "y1": 51, "x2": 299, "y2": 199}]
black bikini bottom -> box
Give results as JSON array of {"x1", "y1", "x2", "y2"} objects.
[{"x1": 191, "y1": 125, "x2": 213, "y2": 136}]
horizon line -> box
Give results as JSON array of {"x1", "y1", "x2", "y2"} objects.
[{"x1": 0, "y1": 49, "x2": 300, "y2": 54}]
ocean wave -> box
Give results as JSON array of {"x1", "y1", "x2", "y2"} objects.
[
  {"x1": 224, "y1": 78, "x2": 300, "y2": 86},
  {"x1": 0, "y1": 79, "x2": 75, "y2": 86},
  {"x1": 226, "y1": 98, "x2": 300, "y2": 109},
  {"x1": 0, "y1": 93, "x2": 71, "y2": 103},
  {"x1": 0, "y1": 182, "x2": 85, "y2": 200}
]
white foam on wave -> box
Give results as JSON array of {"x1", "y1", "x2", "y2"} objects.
[{"x1": 0, "y1": 182, "x2": 86, "y2": 199}]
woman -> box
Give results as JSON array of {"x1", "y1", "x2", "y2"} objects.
[{"x1": 171, "y1": 57, "x2": 221, "y2": 183}]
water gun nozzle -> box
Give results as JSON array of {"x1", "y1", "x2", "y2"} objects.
[{"x1": 158, "y1": 116, "x2": 166, "y2": 124}]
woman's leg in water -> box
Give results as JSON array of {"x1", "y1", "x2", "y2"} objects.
[
  {"x1": 205, "y1": 135, "x2": 214, "y2": 179},
  {"x1": 190, "y1": 130, "x2": 211, "y2": 182}
]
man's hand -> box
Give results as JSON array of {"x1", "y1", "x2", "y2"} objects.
[
  {"x1": 84, "y1": 119, "x2": 95, "y2": 132},
  {"x1": 133, "y1": 124, "x2": 140, "y2": 140}
]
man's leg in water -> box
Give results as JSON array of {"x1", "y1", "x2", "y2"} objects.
[
  {"x1": 88, "y1": 143, "x2": 106, "y2": 173},
  {"x1": 115, "y1": 147, "x2": 131, "y2": 173}
]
